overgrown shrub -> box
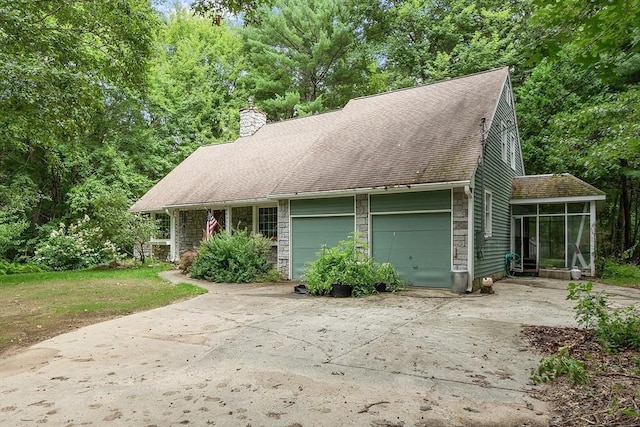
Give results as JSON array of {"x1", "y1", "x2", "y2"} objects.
[
  {"x1": 33, "y1": 216, "x2": 117, "y2": 271},
  {"x1": 256, "y1": 268, "x2": 283, "y2": 282},
  {"x1": 190, "y1": 230, "x2": 271, "y2": 283},
  {"x1": 178, "y1": 249, "x2": 198, "y2": 273},
  {"x1": 568, "y1": 282, "x2": 640, "y2": 351},
  {"x1": 303, "y1": 234, "x2": 404, "y2": 297}
]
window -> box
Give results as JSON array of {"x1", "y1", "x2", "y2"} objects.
[
  {"x1": 258, "y1": 207, "x2": 277, "y2": 240},
  {"x1": 509, "y1": 129, "x2": 516, "y2": 170},
  {"x1": 154, "y1": 213, "x2": 171, "y2": 240},
  {"x1": 501, "y1": 121, "x2": 508, "y2": 163},
  {"x1": 484, "y1": 191, "x2": 493, "y2": 237},
  {"x1": 505, "y1": 86, "x2": 512, "y2": 106}
]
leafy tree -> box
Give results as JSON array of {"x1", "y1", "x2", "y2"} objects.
[
  {"x1": 515, "y1": 52, "x2": 607, "y2": 174},
  {"x1": 353, "y1": 0, "x2": 532, "y2": 87},
  {"x1": 148, "y1": 7, "x2": 248, "y2": 158},
  {"x1": 530, "y1": 0, "x2": 640, "y2": 84},
  {"x1": 242, "y1": 0, "x2": 385, "y2": 120},
  {"x1": 544, "y1": 88, "x2": 640, "y2": 260},
  {"x1": 0, "y1": 0, "x2": 159, "y2": 249}
]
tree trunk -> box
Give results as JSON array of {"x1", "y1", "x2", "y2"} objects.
[{"x1": 620, "y1": 159, "x2": 632, "y2": 253}]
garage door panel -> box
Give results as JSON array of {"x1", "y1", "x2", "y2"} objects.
[
  {"x1": 372, "y1": 212, "x2": 451, "y2": 287},
  {"x1": 291, "y1": 216, "x2": 354, "y2": 279}
]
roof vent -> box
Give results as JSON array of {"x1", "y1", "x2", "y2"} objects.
[{"x1": 239, "y1": 102, "x2": 267, "y2": 137}]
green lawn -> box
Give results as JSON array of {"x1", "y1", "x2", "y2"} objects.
[{"x1": 0, "y1": 264, "x2": 207, "y2": 356}]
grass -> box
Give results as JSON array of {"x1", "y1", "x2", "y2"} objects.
[
  {"x1": 0, "y1": 264, "x2": 207, "y2": 356},
  {"x1": 599, "y1": 260, "x2": 640, "y2": 287}
]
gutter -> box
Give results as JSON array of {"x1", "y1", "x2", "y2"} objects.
[{"x1": 270, "y1": 180, "x2": 471, "y2": 200}]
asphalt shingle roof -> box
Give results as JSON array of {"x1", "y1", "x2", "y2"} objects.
[
  {"x1": 511, "y1": 174, "x2": 606, "y2": 201},
  {"x1": 131, "y1": 68, "x2": 509, "y2": 212}
]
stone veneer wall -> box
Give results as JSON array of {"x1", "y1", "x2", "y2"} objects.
[
  {"x1": 178, "y1": 210, "x2": 207, "y2": 255},
  {"x1": 277, "y1": 200, "x2": 290, "y2": 278},
  {"x1": 355, "y1": 194, "x2": 368, "y2": 241},
  {"x1": 452, "y1": 187, "x2": 469, "y2": 271},
  {"x1": 231, "y1": 206, "x2": 252, "y2": 231}
]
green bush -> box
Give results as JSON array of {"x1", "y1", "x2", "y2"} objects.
[
  {"x1": 190, "y1": 230, "x2": 271, "y2": 283},
  {"x1": 33, "y1": 216, "x2": 117, "y2": 271},
  {"x1": 532, "y1": 346, "x2": 589, "y2": 385},
  {"x1": 567, "y1": 282, "x2": 640, "y2": 351},
  {"x1": 0, "y1": 260, "x2": 42, "y2": 275},
  {"x1": 600, "y1": 259, "x2": 640, "y2": 286},
  {"x1": 303, "y1": 234, "x2": 403, "y2": 297}
]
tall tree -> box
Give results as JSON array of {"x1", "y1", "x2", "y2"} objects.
[
  {"x1": 148, "y1": 7, "x2": 248, "y2": 159},
  {"x1": 0, "y1": 0, "x2": 158, "y2": 255},
  {"x1": 353, "y1": 0, "x2": 532, "y2": 87},
  {"x1": 530, "y1": 0, "x2": 640, "y2": 84},
  {"x1": 241, "y1": 0, "x2": 385, "y2": 120}
]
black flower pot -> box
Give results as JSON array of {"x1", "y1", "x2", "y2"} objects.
[
  {"x1": 330, "y1": 283, "x2": 353, "y2": 298},
  {"x1": 375, "y1": 283, "x2": 387, "y2": 293}
]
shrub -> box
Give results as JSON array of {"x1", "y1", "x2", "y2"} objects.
[
  {"x1": 0, "y1": 260, "x2": 42, "y2": 275},
  {"x1": 256, "y1": 268, "x2": 283, "y2": 282},
  {"x1": 33, "y1": 216, "x2": 117, "y2": 271},
  {"x1": 178, "y1": 249, "x2": 198, "y2": 273},
  {"x1": 190, "y1": 230, "x2": 270, "y2": 283},
  {"x1": 567, "y1": 282, "x2": 640, "y2": 351},
  {"x1": 303, "y1": 233, "x2": 403, "y2": 297}
]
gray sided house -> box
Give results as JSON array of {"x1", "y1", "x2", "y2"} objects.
[{"x1": 131, "y1": 68, "x2": 605, "y2": 290}]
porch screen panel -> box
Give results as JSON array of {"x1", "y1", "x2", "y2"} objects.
[
  {"x1": 568, "y1": 215, "x2": 591, "y2": 270},
  {"x1": 539, "y1": 216, "x2": 565, "y2": 269}
]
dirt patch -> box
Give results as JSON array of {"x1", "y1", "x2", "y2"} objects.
[{"x1": 522, "y1": 325, "x2": 640, "y2": 426}]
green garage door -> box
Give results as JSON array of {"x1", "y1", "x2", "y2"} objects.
[
  {"x1": 291, "y1": 216, "x2": 354, "y2": 279},
  {"x1": 372, "y1": 212, "x2": 451, "y2": 287}
]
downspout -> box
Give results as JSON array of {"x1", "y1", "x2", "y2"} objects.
[{"x1": 465, "y1": 185, "x2": 474, "y2": 292}]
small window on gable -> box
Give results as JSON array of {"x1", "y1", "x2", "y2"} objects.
[
  {"x1": 484, "y1": 190, "x2": 493, "y2": 238},
  {"x1": 505, "y1": 86, "x2": 512, "y2": 106},
  {"x1": 510, "y1": 129, "x2": 516, "y2": 170},
  {"x1": 258, "y1": 206, "x2": 278, "y2": 240},
  {"x1": 501, "y1": 121, "x2": 508, "y2": 163}
]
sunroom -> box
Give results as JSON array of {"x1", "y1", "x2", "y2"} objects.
[{"x1": 510, "y1": 174, "x2": 606, "y2": 277}]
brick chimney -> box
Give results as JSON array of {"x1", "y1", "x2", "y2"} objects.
[{"x1": 239, "y1": 102, "x2": 267, "y2": 137}]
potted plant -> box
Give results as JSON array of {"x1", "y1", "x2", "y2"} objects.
[{"x1": 374, "y1": 262, "x2": 404, "y2": 292}]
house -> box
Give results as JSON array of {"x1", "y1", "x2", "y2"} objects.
[{"x1": 131, "y1": 67, "x2": 605, "y2": 291}]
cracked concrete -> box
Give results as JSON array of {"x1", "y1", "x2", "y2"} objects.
[{"x1": 2, "y1": 272, "x2": 637, "y2": 426}]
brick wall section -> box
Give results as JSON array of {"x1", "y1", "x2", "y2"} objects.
[
  {"x1": 452, "y1": 187, "x2": 469, "y2": 270},
  {"x1": 277, "y1": 200, "x2": 290, "y2": 278},
  {"x1": 231, "y1": 206, "x2": 252, "y2": 231},
  {"x1": 355, "y1": 194, "x2": 369, "y2": 241}
]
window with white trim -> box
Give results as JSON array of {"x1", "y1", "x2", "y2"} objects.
[
  {"x1": 484, "y1": 190, "x2": 493, "y2": 238},
  {"x1": 510, "y1": 129, "x2": 516, "y2": 170},
  {"x1": 501, "y1": 121, "x2": 508, "y2": 163},
  {"x1": 258, "y1": 207, "x2": 278, "y2": 240},
  {"x1": 153, "y1": 213, "x2": 171, "y2": 240}
]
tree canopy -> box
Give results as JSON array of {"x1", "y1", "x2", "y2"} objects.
[{"x1": 1, "y1": 0, "x2": 638, "y2": 264}]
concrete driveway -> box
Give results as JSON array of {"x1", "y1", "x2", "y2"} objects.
[{"x1": 2, "y1": 273, "x2": 638, "y2": 427}]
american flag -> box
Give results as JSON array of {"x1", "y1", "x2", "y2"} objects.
[{"x1": 206, "y1": 210, "x2": 219, "y2": 240}]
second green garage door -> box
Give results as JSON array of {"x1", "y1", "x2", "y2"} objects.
[
  {"x1": 372, "y1": 212, "x2": 451, "y2": 287},
  {"x1": 371, "y1": 191, "x2": 452, "y2": 287}
]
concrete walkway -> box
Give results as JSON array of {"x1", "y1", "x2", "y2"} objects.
[{"x1": 1, "y1": 272, "x2": 638, "y2": 426}]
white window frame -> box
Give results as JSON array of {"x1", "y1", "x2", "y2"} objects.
[
  {"x1": 151, "y1": 212, "x2": 171, "y2": 242},
  {"x1": 510, "y1": 129, "x2": 516, "y2": 170},
  {"x1": 501, "y1": 121, "x2": 508, "y2": 163},
  {"x1": 257, "y1": 206, "x2": 278, "y2": 240},
  {"x1": 484, "y1": 190, "x2": 493, "y2": 238}
]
